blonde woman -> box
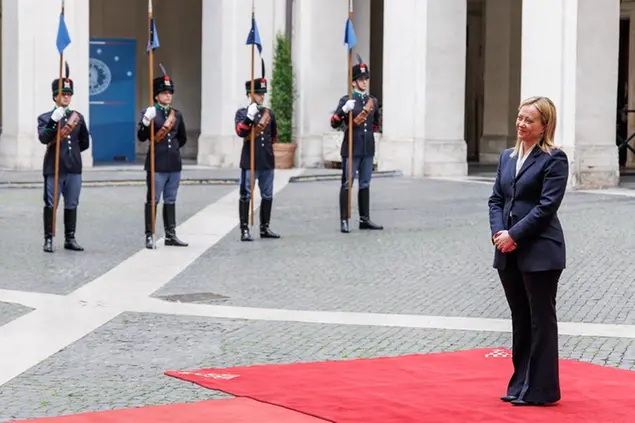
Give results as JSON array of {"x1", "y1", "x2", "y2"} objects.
[{"x1": 488, "y1": 96, "x2": 569, "y2": 406}]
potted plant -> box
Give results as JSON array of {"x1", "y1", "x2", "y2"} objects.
[{"x1": 270, "y1": 32, "x2": 297, "y2": 169}]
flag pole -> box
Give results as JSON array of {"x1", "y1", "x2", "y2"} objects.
[
  {"x1": 148, "y1": 0, "x2": 157, "y2": 249},
  {"x1": 347, "y1": 0, "x2": 354, "y2": 220},
  {"x1": 249, "y1": 0, "x2": 256, "y2": 227},
  {"x1": 52, "y1": 0, "x2": 66, "y2": 236}
]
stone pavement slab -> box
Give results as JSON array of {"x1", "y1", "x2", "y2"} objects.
[
  {"x1": 0, "y1": 184, "x2": 235, "y2": 295},
  {"x1": 1, "y1": 312, "x2": 633, "y2": 421},
  {"x1": 0, "y1": 302, "x2": 33, "y2": 327},
  {"x1": 155, "y1": 177, "x2": 635, "y2": 325}
]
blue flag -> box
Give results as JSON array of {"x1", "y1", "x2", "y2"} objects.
[
  {"x1": 56, "y1": 13, "x2": 71, "y2": 54},
  {"x1": 344, "y1": 17, "x2": 356, "y2": 50},
  {"x1": 146, "y1": 18, "x2": 160, "y2": 53},
  {"x1": 246, "y1": 17, "x2": 262, "y2": 55}
]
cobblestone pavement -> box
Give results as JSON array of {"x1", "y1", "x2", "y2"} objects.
[
  {"x1": 0, "y1": 183, "x2": 236, "y2": 295},
  {"x1": 1, "y1": 169, "x2": 635, "y2": 421},
  {"x1": 0, "y1": 302, "x2": 32, "y2": 327},
  {"x1": 158, "y1": 177, "x2": 635, "y2": 324},
  {"x1": 1, "y1": 314, "x2": 634, "y2": 420}
]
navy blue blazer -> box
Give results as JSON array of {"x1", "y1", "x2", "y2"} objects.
[
  {"x1": 330, "y1": 93, "x2": 380, "y2": 158},
  {"x1": 487, "y1": 146, "x2": 569, "y2": 272},
  {"x1": 38, "y1": 109, "x2": 90, "y2": 177},
  {"x1": 137, "y1": 106, "x2": 187, "y2": 173}
]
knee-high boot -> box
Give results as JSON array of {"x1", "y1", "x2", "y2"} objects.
[
  {"x1": 259, "y1": 199, "x2": 280, "y2": 238},
  {"x1": 358, "y1": 187, "x2": 383, "y2": 230},
  {"x1": 339, "y1": 187, "x2": 350, "y2": 233},
  {"x1": 43, "y1": 206, "x2": 54, "y2": 253},
  {"x1": 163, "y1": 203, "x2": 188, "y2": 247},
  {"x1": 144, "y1": 203, "x2": 156, "y2": 249},
  {"x1": 64, "y1": 208, "x2": 84, "y2": 251},
  {"x1": 239, "y1": 199, "x2": 253, "y2": 241}
]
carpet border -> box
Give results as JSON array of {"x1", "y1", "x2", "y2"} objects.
[{"x1": 164, "y1": 372, "x2": 335, "y2": 423}]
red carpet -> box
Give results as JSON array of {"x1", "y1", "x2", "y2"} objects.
[
  {"x1": 166, "y1": 348, "x2": 635, "y2": 422},
  {"x1": 12, "y1": 398, "x2": 327, "y2": 422}
]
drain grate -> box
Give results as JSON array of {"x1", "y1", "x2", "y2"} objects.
[{"x1": 157, "y1": 292, "x2": 230, "y2": 303}]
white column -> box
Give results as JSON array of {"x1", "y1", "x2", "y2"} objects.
[
  {"x1": 197, "y1": 0, "x2": 281, "y2": 167},
  {"x1": 480, "y1": 0, "x2": 521, "y2": 164},
  {"x1": 0, "y1": 0, "x2": 91, "y2": 170},
  {"x1": 521, "y1": 0, "x2": 620, "y2": 189},
  {"x1": 292, "y1": 0, "x2": 349, "y2": 167},
  {"x1": 379, "y1": 0, "x2": 467, "y2": 177}
]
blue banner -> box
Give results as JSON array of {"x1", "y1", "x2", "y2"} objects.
[{"x1": 89, "y1": 38, "x2": 137, "y2": 163}]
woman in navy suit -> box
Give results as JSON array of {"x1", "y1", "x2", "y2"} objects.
[{"x1": 488, "y1": 96, "x2": 569, "y2": 406}]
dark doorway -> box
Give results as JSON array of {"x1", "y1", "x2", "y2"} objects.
[{"x1": 617, "y1": 18, "x2": 629, "y2": 168}]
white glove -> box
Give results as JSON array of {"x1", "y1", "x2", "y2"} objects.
[
  {"x1": 247, "y1": 103, "x2": 259, "y2": 120},
  {"x1": 51, "y1": 107, "x2": 65, "y2": 122},
  {"x1": 142, "y1": 107, "x2": 156, "y2": 126},
  {"x1": 341, "y1": 99, "x2": 356, "y2": 114}
]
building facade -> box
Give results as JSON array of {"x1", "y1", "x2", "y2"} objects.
[{"x1": 0, "y1": 0, "x2": 628, "y2": 189}]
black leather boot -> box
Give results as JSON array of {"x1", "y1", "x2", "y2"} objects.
[
  {"x1": 358, "y1": 188, "x2": 383, "y2": 230},
  {"x1": 339, "y1": 187, "x2": 350, "y2": 233},
  {"x1": 63, "y1": 208, "x2": 84, "y2": 251},
  {"x1": 144, "y1": 203, "x2": 156, "y2": 249},
  {"x1": 239, "y1": 199, "x2": 253, "y2": 241},
  {"x1": 43, "y1": 206, "x2": 54, "y2": 253},
  {"x1": 259, "y1": 199, "x2": 280, "y2": 239},
  {"x1": 163, "y1": 203, "x2": 188, "y2": 246}
]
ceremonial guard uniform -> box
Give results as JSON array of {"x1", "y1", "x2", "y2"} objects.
[
  {"x1": 37, "y1": 70, "x2": 90, "y2": 253},
  {"x1": 330, "y1": 59, "x2": 383, "y2": 233},
  {"x1": 234, "y1": 77, "x2": 280, "y2": 242},
  {"x1": 137, "y1": 71, "x2": 188, "y2": 249}
]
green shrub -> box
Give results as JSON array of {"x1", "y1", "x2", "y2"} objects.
[{"x1": 269, "y1": 32, "x2": 295, "y2": 143}]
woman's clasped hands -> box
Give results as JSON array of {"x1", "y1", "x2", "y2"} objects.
[{"x1": 493, "y1": 230, "x2": 517, "y2": 254}]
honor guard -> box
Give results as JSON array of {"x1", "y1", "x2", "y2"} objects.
[
  {"x1": 137, "y1": 67, "x2": 188, "y2": 249},
  {"x1": 37, "y1": 65, "x2": 90, "y2": 253},
  {"x1": 330, "y1": 57, "x2": 383, "y2": 233},
  {"x1": 234, "y1": 77, "x2": 281, "y2": 242}
]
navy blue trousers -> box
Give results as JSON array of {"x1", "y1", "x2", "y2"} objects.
[
  {"x1": 44, "y1": 173, "x2": 82, "y2": 209},
  {"x1": 146, "y1": 171, "x2": 181, "y2": 204},
  {"x1": 240, "y1": 169, "x2": 274, "y2": 201},
  {"x1": 341, "y1": 155, "x2": 373, "y2": 190}
]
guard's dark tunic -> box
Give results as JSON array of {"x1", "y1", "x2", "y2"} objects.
[
  {"x1": 37, "y1": 109, "x2": 90, "y2": 176},
  {"x1": 235, "y1": 106, "x2": 278, "y2": 170},
  {"x1": 330, "y1": 92, "x2": 381, "y2": 157},
  {"x1": 137, "y1": 105, "x2": 187, "y2": 173}
]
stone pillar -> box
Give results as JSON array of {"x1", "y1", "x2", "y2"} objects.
[
  {"x1": 0, "y1": 0, "x2": 91, "y2": 170},
  {"x1": 521, "y1": 0, "x2": 620, "y2": 189},
  {"x1": 197, "y1": 0, "x2": 282, "y2": 167},
  {"x1": 379, "y1": 0, "x2": 468, "y2": 177},
  {"x1": 480, "y1": 0, "x2": 521, "y2": 164},
  {"x1": 292, "y1": 0, "x2": 349, "y2": 168}
]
